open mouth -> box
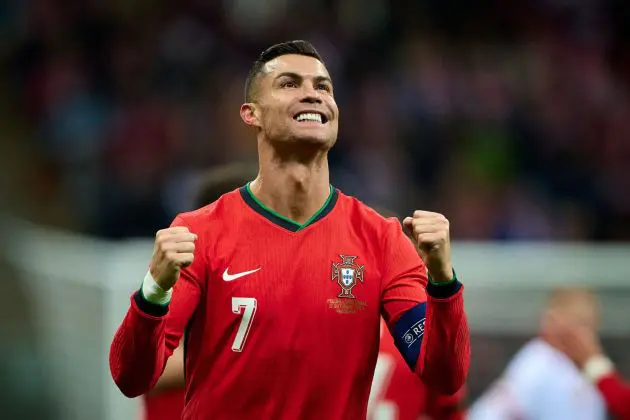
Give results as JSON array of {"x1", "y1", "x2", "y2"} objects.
[{"x1": 293, "y1": 112, "x2": 328, "y2": 124}]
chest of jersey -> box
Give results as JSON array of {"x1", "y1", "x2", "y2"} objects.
[
  {"x1": 202, "y1": 220, "x2": 382, "y2": 355},
  {"x1": 180, "y1": 193, "x2": 396, "y2": 418}
]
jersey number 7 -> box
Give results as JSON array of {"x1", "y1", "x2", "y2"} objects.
[{"x1": 231, "y1": 297, "x2": 257, "y2": 352}]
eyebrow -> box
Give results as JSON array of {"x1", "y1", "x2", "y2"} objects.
[{"x1": 274, "y1": 72, "x2": 333, "y2": 85}]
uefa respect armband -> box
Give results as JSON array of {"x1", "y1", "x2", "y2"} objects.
[{"x1": 392, "y1": 302, "x2": 427, "y2": 369}]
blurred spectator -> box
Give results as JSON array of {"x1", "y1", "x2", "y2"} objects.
[
  {"x1": 1, "y1": 0, "x2": 629, "y2": 240},
  {"x1": 554, "y1": 313, "x2": 630, "y2": 420},
  {"x1": 467, "y1": 287, "x2": 607, "y2": 420}
]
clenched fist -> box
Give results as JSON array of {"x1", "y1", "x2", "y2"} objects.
[
  {"x1": 403, "y1": 210, "x2": 454, "y2": 283},
  {"x1": 150, "y1": 226, "x2": 197, "y2": 291}
]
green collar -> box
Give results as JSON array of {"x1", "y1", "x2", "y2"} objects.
[{"x1": 240, "y1": 183, "x2": 339, "y2": 232}]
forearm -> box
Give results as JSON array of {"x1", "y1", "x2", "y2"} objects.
[
  {"x1": 583, "y1": 356, "x2": 630, "y2": 419},
  {"x1": 109, "y1": 292, "x2": 171, "y2": 398},
  {"x1": 416, "y1": 281, "x2": 470, "y2": 395}
]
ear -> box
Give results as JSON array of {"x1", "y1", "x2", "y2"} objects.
[{"x1": 240, "y1": 103, "x2": 260, "y2": 128}]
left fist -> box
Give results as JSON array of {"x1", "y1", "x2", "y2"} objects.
[{"x1": 403, "y1": 210, "x2": 454, "y2": 283}]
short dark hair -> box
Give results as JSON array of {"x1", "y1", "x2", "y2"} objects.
[
  {"x1": 244, "y1": 40, "x2": 324, "y2": 102},
  {"x1": 195, "y1": 163, "x2": 258, "y2": 207}
]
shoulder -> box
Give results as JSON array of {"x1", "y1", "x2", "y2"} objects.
[
  {"x1": 172, "y1": 188, "x2": 243, "y2": 234},
  {"x1": 505, "y1": 339, "x2": 577, "y2": 392},
  {"x1": 335, "y1": 190, "x2": 403, "y2": 236},
  {"x1": 469, "y1": 340, "x2": 554, "y2": 416},
  {"x1": 334, "y1": 191, "x2": 413, "y2": 262},
  {"x1": 506, "y1": 340, "x2": 551, "y2": 378}
]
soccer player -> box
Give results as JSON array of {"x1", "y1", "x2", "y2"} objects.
[
  {"x1": 368, "y1": 208, "x2": 466, "y2": 420},
  {"x1": 109, "y1": 40, "x2": 470, "y2": 419},
  {"x1": 142, "y1": 163, "x2": 258, "y2": 420},
  {"x1": 553, "y1": 312, "x2": 630, "y2": 420},
  {"x1": 467, "y1": 287, "x2": 607, "y2": 420}
]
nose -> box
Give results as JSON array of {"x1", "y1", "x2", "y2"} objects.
[
  {"x1": 300, "y1": 85, "x2": 322, "y2": 104},
  {"x1": 301, "y1": 95, "x2": 322, "y2": 104}
]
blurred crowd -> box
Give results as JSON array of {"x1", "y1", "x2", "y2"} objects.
[{"x1": 2, "y1": 0, "x2": 629, "y2": 240}]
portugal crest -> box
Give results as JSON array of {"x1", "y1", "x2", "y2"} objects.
[{"x1": 331, "y1": 255, "x2": 365, "y2": 299}]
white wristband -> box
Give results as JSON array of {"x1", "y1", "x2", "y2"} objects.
[
  {"x1": 141, "y1": 271, "x2": 172, "y2": 305},
  {"x1": 582, "y1": 355, "x2": 614, "y2": 383}
]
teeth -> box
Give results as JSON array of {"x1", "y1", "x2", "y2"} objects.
[{"x1": 296, "y1": 113, "x2": 322, "y2": 123}]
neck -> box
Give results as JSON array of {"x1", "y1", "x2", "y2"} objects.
[{"x1": 250, "y1": 138, "x2": 331, "y2": 225}]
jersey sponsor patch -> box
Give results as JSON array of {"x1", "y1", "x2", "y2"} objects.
[{"x1": 392, "y1": 302, "x2": 427, "y2": 369}]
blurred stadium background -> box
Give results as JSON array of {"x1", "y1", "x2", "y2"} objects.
[{"x1": 0, "y1": 1, "x2": 628, "y2": 419}]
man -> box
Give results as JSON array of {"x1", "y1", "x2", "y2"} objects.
[
  {"x1": 554, "y1": 312, "x2": 630, "y2": 420},
  {"x1": 109, "y1": 40, "x2": 470, "y2": 419},
  {"x1": 142, "y1": 163, "x2": 258, "y2": 420},
  {"x1": 367, "y1": 208, "x2": 466, "y2": 420},
  {"x1": 467, "y1": 287, "x2": 607, "y2": 420}
]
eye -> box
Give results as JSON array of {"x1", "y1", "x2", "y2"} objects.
[
  {"x1": 317, "y1": 83, "x2": 332, "y2": 92},
  {"x1": 280, "y1": 80, "x2": 297, "y2": 88}
]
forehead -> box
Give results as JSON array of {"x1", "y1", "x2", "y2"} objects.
[
  {"x1": 262, "y1": 54, "x2": 331, "y2": 80},
  {"x1": 559, "y1": 295, "x2": 599, "y2": 318}
]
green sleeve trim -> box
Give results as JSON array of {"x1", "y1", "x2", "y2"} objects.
[{"x1": 428, "y1": 268, "x2": 457, "y2": 286}]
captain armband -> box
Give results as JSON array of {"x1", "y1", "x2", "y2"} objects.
[{"x1": 392, "y1": 302, "x2": 427, "y2": 369}]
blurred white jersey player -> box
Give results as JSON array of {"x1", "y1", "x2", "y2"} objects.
[{"x1": 468, "y1": 287, "x2": 607, "y2": 420}]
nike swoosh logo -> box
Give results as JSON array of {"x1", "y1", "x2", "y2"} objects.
[{"x1": 222, "y1": 267, "x2": 261, "y2": 282}]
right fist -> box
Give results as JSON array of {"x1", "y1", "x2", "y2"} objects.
[{"x1": 150, "y1": 226, "x2": 197, "y2": 291}]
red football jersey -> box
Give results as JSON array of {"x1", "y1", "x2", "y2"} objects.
[
  {"x1": 142, "y1": 390, "x2": 184, "y2": 420},
  {"x1": 368, "y1": 320, "x2": 466, "y2": 420},
  {"x1": 110, "y1": 186, "x2": 469, "y2": 420},
  {"x1": 596, "y1": 373, "x2": 630, "y2": 420}
]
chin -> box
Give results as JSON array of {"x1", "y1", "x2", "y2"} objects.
[
  {"x1": 295, "y1": 135, "x2": 331, "y2": 145},
  {"x1": 288, "y1": 131, "x2": 336, "y2": 147}
]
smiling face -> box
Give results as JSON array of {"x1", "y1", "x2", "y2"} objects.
[{"x1": 240, "y1": 54, "x2": 339, "y2": 148}]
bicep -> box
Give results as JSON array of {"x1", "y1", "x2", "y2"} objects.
[
  {"x1": 381, "y1": 269, "x2": 427, "y2": 326},
  {"x1": 381, "y1": 279, "x2": 427, "y2": 371},
  {"x1": 380, "y1": 217, "x2": 427, "y2": 324},
  {"x1": 380, "y1": 219, "x2": 428, "y2": 369}
]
